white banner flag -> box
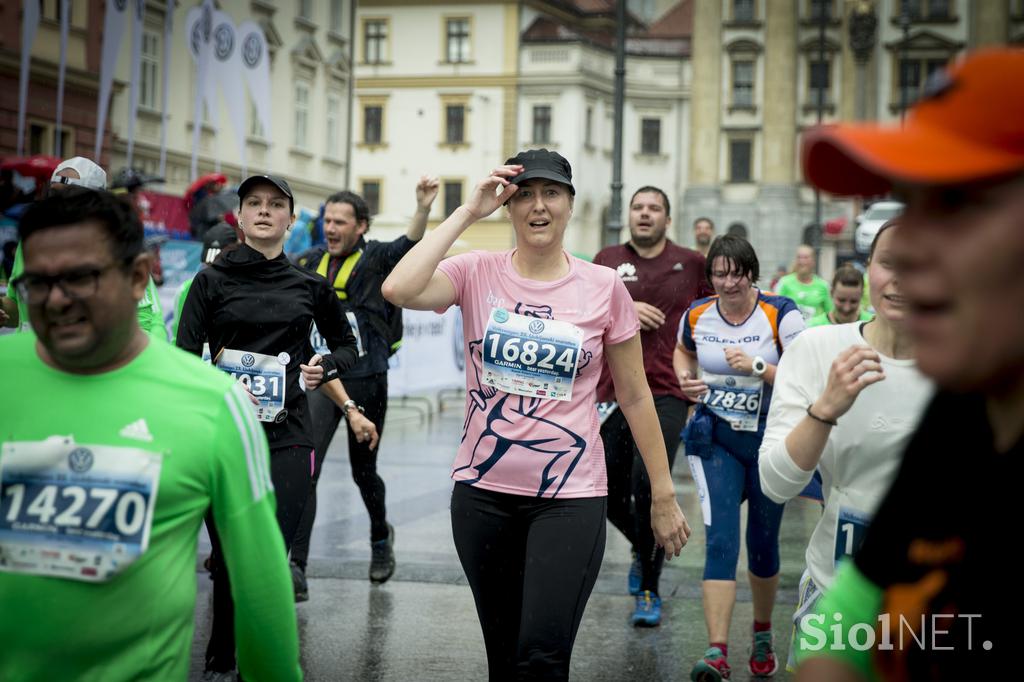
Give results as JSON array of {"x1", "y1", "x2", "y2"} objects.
[
  {"x1": 212, "y1": 10, "x2": 248, "y2": 176},
  {"x1": 125, "y1": 0, "x2": 146, "y2": 166},
  {"x1": 237, "y1": 20, "x2": 272, "y2": 142},
  {"x1": 55, "y1": 0, "x2": 70, "y2": 158},
  {"x1": 17, "y1": 0, "x2": 41, "y2": 157},
  {"x1": 158, "y1": 1, "x2": 175, "y2": 177},
  {"x1": 95, "y1": 0, "x2": 129, "y2": 161},
  {"x1": 185, "y1": 0, "x2": 216, "y2": 180}
]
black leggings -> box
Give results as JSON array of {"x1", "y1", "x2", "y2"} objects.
[
  {"x1": 451, "y1": 482, "x2": 606, "y2": 681},
  {"x1": 602, "y1": 395, "x2": 688, "y2": 594},
  {"x1": 205, "y1": 444, "x2": 313, "y2": 673},
  {"x1": 291, "y1": 374, "x2": 389, "y2": 568}
]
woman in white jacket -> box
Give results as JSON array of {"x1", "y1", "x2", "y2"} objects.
[{"x1": 758, "y1": 219, "x2": 933, "y2": 670}]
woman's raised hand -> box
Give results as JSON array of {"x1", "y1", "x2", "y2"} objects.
[
  {"x1": 464, "y1": 165, "x2": 523, "y2": 221},
  {"x1": 813, "y1": 344, "x2": 886, "y2": 422}
]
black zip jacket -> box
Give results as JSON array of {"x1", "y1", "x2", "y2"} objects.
[
  {"x1": 176, "y1": 243, "x2": 358, "y2": 449},
  {"x1": 297, "y1": 235, "x2": 415, "y2": 379}
]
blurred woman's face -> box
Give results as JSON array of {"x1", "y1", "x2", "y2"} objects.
[
  {"x1": 795, "y1": 247, "x2": 816, "y2": 276},
  {"x1": 867, "y1": 226, "x2": 906, "y2": 325}
]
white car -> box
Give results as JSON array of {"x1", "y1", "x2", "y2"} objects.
[{"x1": 855, "y1": 201, "x2": 904, "y2": 254}]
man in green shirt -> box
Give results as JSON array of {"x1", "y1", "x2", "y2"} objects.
[
  {"x1": 0, "y1": 188, "x2": 301, "y2": 681},
  {"x1": 776, "y1": 245, "x2": 833, "y2": 320}
]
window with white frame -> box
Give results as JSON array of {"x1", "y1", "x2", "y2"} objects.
[
  {"x1": 363, "y1": 105, "x2": 383, "y2": 144},
  {"x1": 903, "y1": 0, "x2": 952, "y2": 20},
  {"x1": 294, "y1": 82, "x2": 310, "y2": 149},
  {"x1": 729, "y1": 138, "x2": 753, "y2": 183},
  {"x1": 249, "y1": 98, "x2": 263, "y2": 137},
  {"x1": 364, "y1": 19, "x2": 388, "y2": 64},
  {"x1": 808, "y1": 58, "x2": 831, "y2": 105},
  {"x1": 446, "y1": 18, "x2": 471, "y2": 63},
  {"x1": 330, "y1": 0, "x2": 343, "y2": 32},
  {"x1": 446, "y1": 104, "x2": 465, "y2": 144},
  {"x1": 733, "y1": 0, "x2": 755, "y2": 22},
  {"x1": 732, "y1": 60, "x2": 755, "y2": 108},
  {"x1": 532, "y1": 105, "x2": 552, "y2": 144},
  {"x1": 362, "y1": 180, "x2": 381, "y2": 215},
  {"x1": 897, "y1": 56, "x2": 948, "y2": 107},
  {"x1": 140, "y1": 30, "x2": 160, "y2": 110},
  {"x1": 640, "y1": 118, "x2": 661, "y2": 155},
  {"x1": 444, "y1": 180, "x2": 463, "y2": 217},
  {"x1": 326, "y1": 93, "x2": 341, "y2": 158},
  {"x1": 808, "y1": 0, "x2": 833, "y2": 21}
]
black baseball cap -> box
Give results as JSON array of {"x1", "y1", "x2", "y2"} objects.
[
  {"x1": 237, "y1": 174, "x2": 294, "y2": 212},
  {"x1": 111, "y1": 167, "x2": 164, "y2": 191},
  {"x1": 505, "y1": 149, "x2": 575, "y2": 195},
  {"x1": 202, "y1": 221, "x2": 240, "y2": 264}
]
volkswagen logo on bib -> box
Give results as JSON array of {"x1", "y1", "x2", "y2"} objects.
[
  {"x1": 68, "y1": 447, "x2": 94, "y2": 474},
  {"x1": 529, "y1": 320, "x2": 546, "y2": 335},
  {"x1": 241, "y1": 353, "x2": 256, "y2": 368},
  {"x1": 726, "y1": 376, "x2": 736, "y2": 387}
]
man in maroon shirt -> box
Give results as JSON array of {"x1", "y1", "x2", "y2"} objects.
[{"x1": 594, "y1": 186, "x2": 712, "y2": 626}]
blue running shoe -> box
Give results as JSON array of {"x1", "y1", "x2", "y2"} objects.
[
  {"x1": 631, "y1": 590, "x2": 662, "y2": 627},
  {"x1": 628, "y1": 552, "x2": 642, "y2": 596}
]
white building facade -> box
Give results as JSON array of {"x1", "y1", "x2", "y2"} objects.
[{"x1": 105, "y1": 0, "x2": 355, "y2": 211}]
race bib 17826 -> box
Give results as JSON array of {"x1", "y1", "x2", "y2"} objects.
[
  {"x1": 482, "y1": 308, "x2": 583, "y2": 402},
  {"x1": 0, "y1": 437, "x2": 162, "y2": 583},
  {"x1": 700, "y1": 371, "x2": 764, "y2": 432}
]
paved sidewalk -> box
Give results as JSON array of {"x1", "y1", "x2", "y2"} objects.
[{"x1": 190, "y1": 405, "x2": 819, "y2": 681}]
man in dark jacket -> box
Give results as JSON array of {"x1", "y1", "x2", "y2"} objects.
[{"x1": 291, "y1": 176, "x2": 438, "y2": 593}]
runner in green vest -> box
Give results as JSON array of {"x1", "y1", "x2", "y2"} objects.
[
  {"x1": 776, "y1": 245, "x2": 833, "y2": 320},
  {"x1": 807, "y1": 263, "x2": 873, "y2": 327}
]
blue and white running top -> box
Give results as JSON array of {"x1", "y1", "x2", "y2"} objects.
[{"x1": 679, "y1": 290, "x2": 804, "y2": 428}]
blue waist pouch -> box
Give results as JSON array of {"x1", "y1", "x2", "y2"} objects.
[{"x1": 681, "y1": 403, "x2": 714, "y2": 459}]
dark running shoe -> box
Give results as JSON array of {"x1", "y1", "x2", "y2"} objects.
[
  {"x1": 290, "y1": 561, "x2": 308, "y2": 603},
  {"x1": 369, "y1": 523, "x2": 395, "y2": 584}
]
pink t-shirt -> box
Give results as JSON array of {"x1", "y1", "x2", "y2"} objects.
[{"x1": 437, "y1": 250, "x2": 639, "y2": 499}]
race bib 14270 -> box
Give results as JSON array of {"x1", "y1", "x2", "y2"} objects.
[{"x1": 0, "y1": 437, "x2": 162, "y2": 583}]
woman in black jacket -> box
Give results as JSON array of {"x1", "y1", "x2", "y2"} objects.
[{"x1": 177, "y1": 174, "x2": 370, "y2": 678}]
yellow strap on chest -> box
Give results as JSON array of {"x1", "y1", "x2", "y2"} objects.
[{"x1": 316, "y1": 250, "x2": 362, "y2": 300}]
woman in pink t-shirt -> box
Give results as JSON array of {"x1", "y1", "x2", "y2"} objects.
[{"x1": 383, "y1": 149, "x2": 690, "y2": 679}]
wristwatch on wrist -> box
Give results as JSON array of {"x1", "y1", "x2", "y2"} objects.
[
  {"x1": 751, "y1": 356, "x2": 767, "y2": 377},
  {"x1": 342, "y1": 399, "x2": 365, "y2": 419}
]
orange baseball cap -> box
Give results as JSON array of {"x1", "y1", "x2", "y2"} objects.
[{"x1": 802, "y1": 48, "x2": 1024, "y2": 197}]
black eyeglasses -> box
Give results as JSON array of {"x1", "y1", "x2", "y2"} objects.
[{"x1": 11, "y1": 261, "x2": 127, "y2": 305}]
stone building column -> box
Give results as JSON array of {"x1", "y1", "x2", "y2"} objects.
[
  {"x1": 687, "y1": 0, "x2": 722, "y2": 186},
  {"x1": 762, "y1": 0, "x2": 797, "y2": 184},
  {"x1": 681, "y1": 0, "x2": 723, "y2": 245},
  {"x1": 971, "y1": 0, "x2": 1010, "y2": 47}
]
